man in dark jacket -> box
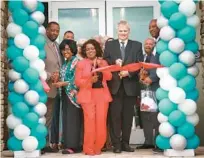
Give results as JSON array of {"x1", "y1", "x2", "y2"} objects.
[{"x1": 137, "y1": 38, "x2": 161, "y2": 153}]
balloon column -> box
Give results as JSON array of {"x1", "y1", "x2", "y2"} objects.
[
  {"x1": 6, "y1": 0, "x2": 48, "y2": 153},
  {"x1": 156, "y1": 0, "x2": 200, "y2": 154}
]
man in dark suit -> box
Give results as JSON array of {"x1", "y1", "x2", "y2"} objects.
[
  {"x1": 104, "y1": 20, "x2": 143, "y2": 153},
  {"x1": 137, "y1": 38, "x2": 161, "y2": 153}
]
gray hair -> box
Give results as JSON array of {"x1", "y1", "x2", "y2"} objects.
[
  {"x1": 77, "y1": 38, "x2": 87, "y2": 47},
  {"x1": 117, "y1": 20, "x2": 130, "y2": 30},
  {"x1": 144, "y1": 37, "x2": 156, "y2": 45}
]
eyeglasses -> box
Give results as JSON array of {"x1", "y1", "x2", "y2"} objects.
[{"x1": 62, "y1": 48, "x2": 71, "y2": 52}]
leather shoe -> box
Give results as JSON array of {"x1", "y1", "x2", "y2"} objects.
[
  {"x1": 136, "y1": 144, "x2": 154, "y2": 149},
  {"x1": 153, "y1": 147, "x2": 163, "y2": 153},
  {"x1": 122, "y1": 144, "x2": 135, "y2": 152},
  {"x1": 113, "y1": 147, "x2": 122, "y2": 153}
]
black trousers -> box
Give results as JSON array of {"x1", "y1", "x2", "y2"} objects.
[
  {"x1": 109, "y1": 83, "x2": 136, "y2": 148},
  {"x1": 141, "y1": 111, "x2": 159, "y2": 146},
  {"x1": 62, "y1": 91, "x2": 82, "y2": 149},
  {"x1": 50, "y1": 91, "x2": 83, "y2": 149}
]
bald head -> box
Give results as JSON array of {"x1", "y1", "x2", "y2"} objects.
[
  {"x1": 149, "y1": 19, "x2": 160, "y2": 39},
  {"x1": 144, "y1": 38, "x2": 155, "y2": 55}
]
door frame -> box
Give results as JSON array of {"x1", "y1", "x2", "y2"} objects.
[
  {"x1": 50, "y1": 1, "x2": 106, "y2": 41},
  {"x1": 106, "y1": 0, "x2": 160, "y2": 37}
]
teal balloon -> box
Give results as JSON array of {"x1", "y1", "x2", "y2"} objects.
[
  {"x1": 8, "y1": 82, "x2": 14, "y2": 91},
  {"x1": 37, "y1": 138, "x2": 46, "y2": 150},
  {"x1": 8, "y1": 1, "x2": 22, "y2": 12},
  {"x1": 30, "y1": 80, "x2": 44, "y2": 92},
  {"x1": 12, "y1": 102, "x2": 29, "y2": 118},
  {"x1": 8, "y1": 38, "x2": 14, "y2": 46},
  {"x1": 186, "y1": 88, "x2": 199, "y2": 101},
  {"x1": 161, "y1": 1, "x2": 178, "y2": 19},
  {"x1": 36, "y1": 2, "x2": 45, "y2": 13},
  {"x1": 31, "y1": 124, "x2": 48, "y2": 139},
  {"x1": 12, "y1": 9, "x2": 29, "y2": 26},
  {"x1": 169, "y1": 110, "x2": 186, "y2": 127},
  {"x1": 185, "y1": 41, "x2": 199, "y2": 54},
  {"x1": 23, "y1": 112, "x2": 39, "y2": 128},
  {"x1": 9, "y1": 129, "x2": 14, "y2": 137},
  {"x1": 156, "y1": 88, "x2": 168, "y2": 101},
  {"x1": 159, "y1": 50, "x2": 178, "y2": 67},
  {"x1": 23, "y1": 21, "x2": 39, "y2": 38},
  {"x1": 12, "y1": 56, "x2": 29, "y2": 72},
  {"x1": 156, "y1": 40, "x2": 168, "y2": 55},
  {"x1": 178, "y1": 122, "x2": 195, "y2": 138},
  {"x1": 169, "y1": 63, "x2": 187, "y2": 80},
  {"x1": 31, "y1": 34, "x2": 46, "y2": 49},
  {"x1": 169, "y1": 12, "x2": 187, "y2": 30},
  {"x1": 177, "y1": 26, "x2": 196, "y2": 43},
  {"x1": 186, "y1": 135, "x2": 200, "y2": 149},
  {"x1": 178, "y1": 75, "x2": 196, "y2": 92},
  {"x1": 7, "y1": 136, "x2": 23, "y2": 151},
  {"x1": 158, "y1": 98, "x2": 177, "y2": 116},
  {"x1": 156, "y1": 135, "x2": 171, "y2": 149},
  {"x1": 23, "y1": 68, "x2": 39, "y2": 84},
  {"x1": 39, "y1": 91, "x2": 48, "y2": 103},
  {"x1": 39, "y1": 49, "x2": 46, "y2": 60},
  {"x1": 8, "y1": 92, "x2": 24, "y2": 105},
  {"x1": 6, "y1": 45, "x2": 23, "y2": 61}
]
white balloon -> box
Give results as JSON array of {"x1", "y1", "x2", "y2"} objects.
[
  {"x1": 159, "y1": 75, "x2": 177, "y2": 91},
  {"x1": 6, "y1": 23, "x2": 22, "y2": 38},
  {"x1": 157, "y1": 15, "x2": 168, "y2": 29},
  {"x1": 173, "y1": 0, "x2": 183, "y2": 4},
  {"x1": 14, "y1": 79, "x2": 29, "y2": 94},
  {"x1": 187, "y1": 15, "x2": 200, "y2": 28},
  {"x1": 160, "y1": 26, "x2": 175, "y2": 41},
  {"x1": 40, "y1": 70, "x2": 47, "y2": 81},
  {"x1": 22, "y1": 136, "x2": 38, "y2": 152},
  {"x1": 23, "y1": 45, "x2": 39, "y2": 61},
  {"x1": 169, "y1": 87, "x2": 186, "y2": 104},
  {"x1": 178, "y1": 99, "x2": 197, "y2": 115},
  {"x1": 159, "y1": 122, "x2": 175, "y2": 137},
  {"x1": 30, "y1": 58, "x2": 45, "y2": 73},
  {"x1": 179, "y1": 0, "x2": 196, "y2": 17},
  {"x1": 169, "y1": 38, "x2": 185, "y2": 54},
  {"x1": 6, "y1": 114, "x2": 22, "y2": 129},
  {"x1": 156, "y1": 67, "x2": 169, "y2": 79},
  {"x1": 9, "y1": 16, "x2": 13, "y2": 22},
  {"x1": 31, "y1": 11, "x2": 45, "y2": 25},
  {"x1": 8, "y1": 69, "x2": 21, "y2": 81},
  {"x1": 24, "y1": 90, "x2": 39, "y2": 105},
  {"x1": 38, "y1": 25, "x2": 46, "y2": 35},
  {"x1": 157, "y1": 112, "x2": 168, "y2": 123},
  {"x1": 170, "y1": 134, "x2": 187, "y2": 150},
  {"x1": 179, "y1": 50, "x2": 195, "y2": 66},
  {"x1": 14, "y1": 33, "x2": 30, "y2": 49},
  {"x1": 187, "y1": 113, "x2": 199, "y2": 126},
  {"x1": 14, "y1": 124, "x2": 30, "y2": 140},
  {"x1": 187, "y1": 64, "x2": 199, "y2": 77},
  {"x1": 23, "y1": 0, "x2": 38, "y2": 12},
  {"x1": 34, "y1": 102, "x2": 47, "y2": 117},
  {"x1": 38, "y1": 117, "x2": 46, "y2": 125}
]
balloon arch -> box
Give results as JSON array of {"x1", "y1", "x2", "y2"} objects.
[{"x1": 5, "y1": 0, "x2": 200, "y2": 157}]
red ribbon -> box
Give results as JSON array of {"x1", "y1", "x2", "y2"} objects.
[{"x1": 92, "y1": 62, "x2": 163, "y2": 73}]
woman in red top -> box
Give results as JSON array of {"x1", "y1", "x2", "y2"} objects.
[{"x1": 75, "y1": 39, "x2": 112, "y2": 155}]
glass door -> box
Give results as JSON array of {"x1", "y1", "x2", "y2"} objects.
[
  {"x1": 106, "y1": 0, "x2": 160, "y2": 43},
  {"x1": 51, "y1": 1, "x2": 105, "y2": 42}
]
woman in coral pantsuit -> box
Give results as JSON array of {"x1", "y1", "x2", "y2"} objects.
[{"x1": 75, "y1": 39, "x2": 112, "y2": 155}]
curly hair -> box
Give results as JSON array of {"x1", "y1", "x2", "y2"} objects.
[
  {"x1": 59, "y1": 39, "x2": 77, "y2": 56},
  {"x1": 81, "y1": 39, "x2": 103, "y2": 58}
]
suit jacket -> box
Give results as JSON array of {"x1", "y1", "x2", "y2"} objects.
[
  {"x1": 44, "y1": 37, "x2": 63, "y2": 98},
  {"x1": 75, "y1": 59, "x2": 112, "y2": 104},
  {"x1": 146, "y1": 53, "x2": 160, "y2": 91},
  {"x1": 103, "y1": 39, "x2": 143, "y2": 96}
]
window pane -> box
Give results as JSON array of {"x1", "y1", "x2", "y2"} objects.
[
  {"x1": 58, "y1": 8, "x2": 99, "y2": 41},
  {"x1": 113, "y1": 7, "x2": 153, "y2": 43}
]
